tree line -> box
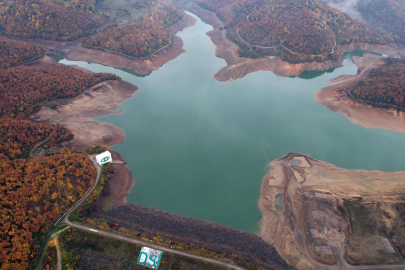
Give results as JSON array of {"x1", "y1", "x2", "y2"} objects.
[
  {"x1": 0, "y1": 36, "x2": 44, "y2": 69},
  {"x1": 351, "y1": 58, "x2": 405, "y2": 108}
]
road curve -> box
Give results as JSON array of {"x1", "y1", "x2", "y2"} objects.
[{"x1": 58, "y1": 155, "x2": 244, "y2": 270}]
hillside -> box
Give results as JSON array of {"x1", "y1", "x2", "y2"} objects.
[
  {"x1": 0, "y1": 53, "x2": 123, "y2": 268},
  {"x1": 0, "y1": 37, "x2": 44, "y2": 69},
  {"x1": 0, "y1": 65, "x2": 119, "y2": 118},
  {"x1": 198, "y1": 0, "x2": 384, "y2": 63},
  {"x1": 350, "y1": 58, "x2": 405, "y2": 108},
  {"x1": 82, "y1": 0, "x2": 183, "y2": 58},
  {"x1": 0, "y1": 0, "x2": 107, "y2": 41},
  {"x1": 357, "y1": 0, "x2": 405, "y2": 44}
]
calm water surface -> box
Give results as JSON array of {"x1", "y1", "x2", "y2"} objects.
[{"x1": 61, "y1": 12, "x2": 405, "y2": 232}]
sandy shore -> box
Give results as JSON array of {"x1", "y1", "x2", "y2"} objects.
[
  {"x1": 259, "y1": 153, "x2": 405, "y2": 269},
  {"x1": 65, "y1": 14, "x2": 196, "y2": 74},
  {"x1": 316, "y1": 53, "x2": 405, "y2": 133},
  {"x1": 29, "y1": 80, "x2": 138, "y2": 150},
  {"x1": 185, "y1": 3, "x2": 405, "y2": 81}
]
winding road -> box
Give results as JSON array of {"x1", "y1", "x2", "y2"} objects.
[
  {"x1": 55, "y1": 155, "x2": 244, "y2": 270},
  {"x1": 236, "y1": 12, "x2": 337, "y2": 56}
]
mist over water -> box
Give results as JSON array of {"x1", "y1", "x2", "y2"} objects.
[{"x1": 60, "y1": 12, "x2": 405, "y2": 232}]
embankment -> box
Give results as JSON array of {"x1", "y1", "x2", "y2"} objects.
[{"x1": 87, "y1": 203, "x2": 293, "y2": 270}]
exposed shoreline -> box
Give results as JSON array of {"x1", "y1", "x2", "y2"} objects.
[
  {"x1": 4, "y1": 14, "x2": 196, "y2": 75},
  {"x1": 185, "y1": 3, "x2": 405, "y2": 81},
  {"x1": 29, "y1": 80, "x2": 138, "y2": 150},
  {"x1": 26, "y1": 12, "x2": 197, "y2": 210},
  {"x1": 316, "y1": 53, "x2": 405, "y2": 134},
  {"x1": 259, "y1": 152, "x2": 405, "y2": 269},
  {"x1": 65, "y1": 14, "x2": 197, "y2": 75}
]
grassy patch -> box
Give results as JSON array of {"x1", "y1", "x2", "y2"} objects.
[{"x1": 59, "y1": 228, "x2": 233, "y2": 269}]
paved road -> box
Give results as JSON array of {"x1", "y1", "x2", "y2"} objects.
[
  {"x1": 55, "y1": 237, "x2": 62, "y2": 270},
  {"x1": 57, "y1": 156, "x2": 244, "y2": 270}
]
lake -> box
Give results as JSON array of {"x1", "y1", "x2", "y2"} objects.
[{"x1": 61, "y1": 12, "x2": 405, "y2": 233}]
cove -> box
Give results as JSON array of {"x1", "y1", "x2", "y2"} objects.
[{"x1": 61, "y1": 12, "x2": 405, "y2": 233}]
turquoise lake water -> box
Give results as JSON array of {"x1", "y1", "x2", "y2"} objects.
[{"x1": 61, "y1": 12, "x2": 405, "y2": 233}]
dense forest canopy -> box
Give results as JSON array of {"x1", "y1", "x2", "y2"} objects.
[
  {"x1": 198, "y1": 0, "x2": 385, "y2": 63},
  {"x1": 0, "y1": 47, "x2": 122, "y2": 267},
  {"x1": 82, "y1": 0, "x2": 183, "y2": 58},
  {"x1": 357, "y1": 0, "x2": 405, "y2": 44},
  {"x1": 0, "y1": 0, "x2": 107, "y2": 41},
  {"x1": 0, "y1": 65, "x2": 119, "y2": 119},
  {"x1": 0, "y1": 37, "x2": 44, "y2": 69},
  {"x1": 0, "y1": 149, "x2": 95, "y2": 270},
  {"x1": 0, "y1": 118, "x2": 72, "y2": 159},
  {"x1": 351, "y1": 58, "x2": 405, "y2": 108}
]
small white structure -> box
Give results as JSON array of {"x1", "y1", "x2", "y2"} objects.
[
  {"x1": 137, "y1": 247, "x2": 162, "y2": 269},
  {"x1": 96, "y1": 151, "x2": 112, "y2": 166}
]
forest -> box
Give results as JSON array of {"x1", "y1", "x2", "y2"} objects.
[
  {"x1": 351, "y1": 58, "x2": 405, "y2": 108},
  {"x1": 0, "y1": 65, "x2": 119, "y2": 119},
  {"x1": 198, "y1": 0, "x2": 385, "y2": 63},
  {"x1": 0, "y1": 149, "x2": 95, "y2": 270},
  {"x1": 357, "y1": 0, "x2": 405, "y2": 44},
  {"x1": 0, "y1": 118, "x2": 73, "y2": 160},
  {"x1": 0, "y1": 39, "x2": 123, "y2": 268},
  {"x1": 0, "y1": 36, "x2": 44, "y2": 69},
  {"x1": 82, "y1": 1, "x2": 183, "y2": 58},
  {"x1": 0, "y1": 0, "x2": 107, "y2": 41}
]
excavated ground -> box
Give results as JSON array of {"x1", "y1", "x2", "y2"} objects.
[{"x1": 260, "y1": 153, "x2": 405, "y2": 269}]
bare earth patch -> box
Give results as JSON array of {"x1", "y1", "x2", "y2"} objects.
[
  {"x1": 260, "y1": 153, "x2": 405, "y2": 269},
  {"x1": 29, "y1": 80, "x2": 138, "y2": 150}
]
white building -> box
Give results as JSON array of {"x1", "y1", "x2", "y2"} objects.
[{"x1": 96, "y1": 151, "x2": 112, "y2": 166}]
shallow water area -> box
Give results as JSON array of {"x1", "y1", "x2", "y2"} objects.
[{"x1": 60, "y1": 12, "x2": 405, "y2": 233}]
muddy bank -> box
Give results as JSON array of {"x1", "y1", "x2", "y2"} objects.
[
  {"x1": 65, "y1": 14, "x2": 196, "y2": 75},
  {"x1": 259, "y1": 153, "x2": 405, "y2": 269},
  {"x1": 29, "y1": 80, "x2": 138, "y2": 150},
  {"x1": 316, "y1": 54, "x2": 405, "y2": 133},
  {"x1": 185, "y1": 3, "x2": 405, "y2": 81},
  {"x1": 87, "y1": 151, "x2": 134, "y2": 212},
  {"x1": 87, "y1": 204, "x2": 293, "y2": 270}
]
